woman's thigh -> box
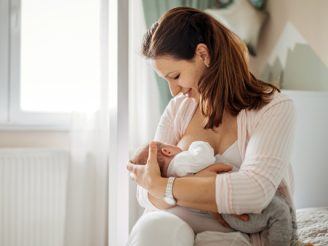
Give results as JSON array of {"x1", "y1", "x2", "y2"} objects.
[
  {"x1": 194, "y1": 231, "x2": 251, "y2": 246},
  {"x1": 165, "y1": 206, "x2": 235, "y2": 234},
  {"x1": 127, "y1": 211, "x2": 195, "y2": 246}
]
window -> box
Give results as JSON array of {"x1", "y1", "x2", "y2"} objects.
[{"x1": 0, "y1": 0, "x2": 101, "y2": 130}]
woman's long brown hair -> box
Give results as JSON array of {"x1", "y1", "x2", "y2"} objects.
[{"x1": 142, "y1": 7, "x2": 279, "y2": 129}]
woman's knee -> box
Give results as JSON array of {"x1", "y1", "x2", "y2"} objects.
[{"x1": 127, "y1": 211, "x2": 195, "y2": 246}]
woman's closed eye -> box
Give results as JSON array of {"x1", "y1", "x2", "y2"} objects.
[{"x1": 172, "y1": 74, "x2": 180, "y2": 80}]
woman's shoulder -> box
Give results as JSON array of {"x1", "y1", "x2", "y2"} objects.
[
  {"x1": 241, "y1": 91, "x2": 295, "y2": 128},
  {"x1": 260, "y1": 91, "x2": 295, "y2": 117},
  {"x1": 247, "y1": 91, "x2": 294, "y2": 116},
  {"x1": 155, "y1": 94, "x2": 197, "y2": 144},
  {"x1": 165, "y1": 94, "x2": 197, "y2": 117}
]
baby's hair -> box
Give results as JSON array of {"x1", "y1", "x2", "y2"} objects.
[
  {"x1": 130, "y1": 142, "x2": 167, "y2": 168},
  {"x1": 130, "y1": 143, "x2": 148, "y2": 164}
]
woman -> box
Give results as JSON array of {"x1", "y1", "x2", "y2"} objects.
[{"x1": 127, "y1": 7, "x2": 296, "y2": 246}]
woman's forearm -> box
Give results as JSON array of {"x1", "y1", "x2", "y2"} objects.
[
  {"x1": 175, "y1": 176, "x2": 218, "y2": 212},
  {"x1": 150, "y1": 176, "x2": 218, "y2": 213}
]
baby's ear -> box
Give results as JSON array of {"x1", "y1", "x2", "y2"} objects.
[{"x1": 161, "y1": 147, "x2": 173, "y2": 156}]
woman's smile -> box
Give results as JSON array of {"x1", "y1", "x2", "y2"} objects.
[{"x1": 182, "y1": 88, "x2": 192, "y2": 97}]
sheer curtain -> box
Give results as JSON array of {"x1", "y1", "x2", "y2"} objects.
[
  {"x1": 129, "y1": 0, "x2": 162, "y2": 224},
  {"x1": 65, "y1": 110, "x2": 109, "y2": 246},
  {"x1": 64, "y1": 0, "x2": 130, "y2": 246},
  {"x1": 129, "y1": 0, "x2": 161, "y2": 151}
]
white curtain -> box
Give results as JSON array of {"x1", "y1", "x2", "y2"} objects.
[
  {"x1": 129, "y1": 0, "x2": 162, "y2": 221},
  {"x1": 64, "y1": 0, "x2": 130, "y2": 245},
  {"x1": 65, "y1": 110, "x2": 109, "y2": 246},
  {"x1": 129, "y1": 0, "x2": 161, "y2": 152},
  {"x1": 64, "y1": 9, "x2": 110, "y2": 244},
  {"x1": 62, "y1": 0, "x2": 161, "y2": 244}
]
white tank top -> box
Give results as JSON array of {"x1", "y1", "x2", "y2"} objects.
[
  {"x1": 214, "y1": 140, "x2": 242, "y2": 171},
  {"x1": 166, "y1": 141, "x2": 243, "y2": 234}
]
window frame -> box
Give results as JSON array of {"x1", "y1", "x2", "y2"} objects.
[
  {"x1": 0, "y1": 0, "x2": 10, "y2": 124},
  {"x1": 0, "y1": 0, "x2": 101, "y2": 131}
]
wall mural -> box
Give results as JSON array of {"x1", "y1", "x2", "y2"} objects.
[{"x1": 261, "y1": 22, "x2": 328, "y2": 91}]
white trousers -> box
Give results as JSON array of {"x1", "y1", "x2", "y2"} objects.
[{"x1": 127, "y1": 211, "x2": 251, "y2": 246}]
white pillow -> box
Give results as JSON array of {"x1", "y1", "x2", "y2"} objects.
[{"x1": 205, "y1": 0, "x2": 267, "y2": 55}]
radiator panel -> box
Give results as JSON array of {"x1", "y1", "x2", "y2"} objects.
[{"x1": 0, "y1": 149, "x2": 69, "y2": 246}]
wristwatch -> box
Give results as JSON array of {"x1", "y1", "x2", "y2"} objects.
[{"x1": 163, "y1": 177, "x2": 177, "y2": 206}]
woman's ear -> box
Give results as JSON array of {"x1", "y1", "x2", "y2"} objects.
[{"x1": 195, "y1": 43, "x2": 210, "y2": 67}]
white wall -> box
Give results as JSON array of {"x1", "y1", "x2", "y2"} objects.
[{"x1": 284, "y1": 90, "x2": 328, "y2": 208}]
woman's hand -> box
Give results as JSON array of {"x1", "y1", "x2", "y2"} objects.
[
  {"x1": 195, "y1": 163, "x2": 249, "y2": 226},
  {"x1": 127, "y1": 141, "x2": 162, "y2": 192},
  {"x1": 194, "y1": 163, "x2": 233, "y2": 177}
]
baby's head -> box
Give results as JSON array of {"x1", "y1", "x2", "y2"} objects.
[{"x1": 130, "y1": 141, "x2": 182, "y2": 177}]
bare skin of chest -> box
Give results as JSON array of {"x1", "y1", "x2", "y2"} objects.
[{"x1": 177, "y1": 106, "x2": 238, "y2": 155}]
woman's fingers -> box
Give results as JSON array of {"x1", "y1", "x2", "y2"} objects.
[
  {"x1": 126, "y1": 162, "x2": 134, "y2": 172},
  {"x1": 194, "y1": 163, "x2": 233, "y2": 177},
  {"x1": 127, "y1": 161, "x2": 143, "y2": 181},
  {"x1": 209, "y1": 163, "x2": 233, "y2": 173},
  {"x1": 147, "y1": 141, "x2": 157, "y2": 165},
  {"x1": 127, "y1": 162, "x2": 137, "y2": 180},
  {"x1": 127, "y1": 141, "x2": 161, "y2": 190}
]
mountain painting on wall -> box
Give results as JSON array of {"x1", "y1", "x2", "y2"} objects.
[{"x1": 261, "y1": 22, "x2": 328, "y2": 91}]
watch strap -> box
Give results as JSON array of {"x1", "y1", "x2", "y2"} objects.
[{"x1": 165, "y1": 177, "x2": 176, "y2": 200}]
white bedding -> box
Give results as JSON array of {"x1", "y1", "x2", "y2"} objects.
[{"x1": 296, "y1": 207, "x2": 328, "y2": 245}]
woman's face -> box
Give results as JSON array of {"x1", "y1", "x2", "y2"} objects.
[{"x1": 151, "y1": 51, "x2": 208, "y2": 100}]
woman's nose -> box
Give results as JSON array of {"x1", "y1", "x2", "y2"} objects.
[{"x1": 168, "y1": 81, "x2": 182, "y2": 97}]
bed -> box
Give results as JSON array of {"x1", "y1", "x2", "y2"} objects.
[
  {"x1": 296, "y1": 207, "x2": 328, "y2": 245},
  {"x1": 284, "y1": 90, "x2": 328, "y2": 245}
]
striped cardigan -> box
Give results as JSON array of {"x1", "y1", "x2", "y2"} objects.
[{"x1": 137, "y1": 91, "x2": 296, "y2": 245}]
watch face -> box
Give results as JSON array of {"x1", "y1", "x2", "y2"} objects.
[{"x1": 164, "y1": 197, "x2": 176, "y2": 206}]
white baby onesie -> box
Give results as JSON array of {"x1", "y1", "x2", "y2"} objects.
[
  {"x1": 164, "y1": 140, "x2": 242, "y2": 234},
  {"x1": 166, "y1": 141, "x2": 216, "y2": 177}
]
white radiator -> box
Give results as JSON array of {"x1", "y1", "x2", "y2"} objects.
[{"x1": 0, "y1": 148, "x2": 69, "y2": 246}]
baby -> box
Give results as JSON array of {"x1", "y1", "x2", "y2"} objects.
[
  {"x1": 131, "y1": 141, "x2": 294, "y2": 246},
  {"x1": 131, "y1": 141, "x2": 216, "y2": 178}
]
